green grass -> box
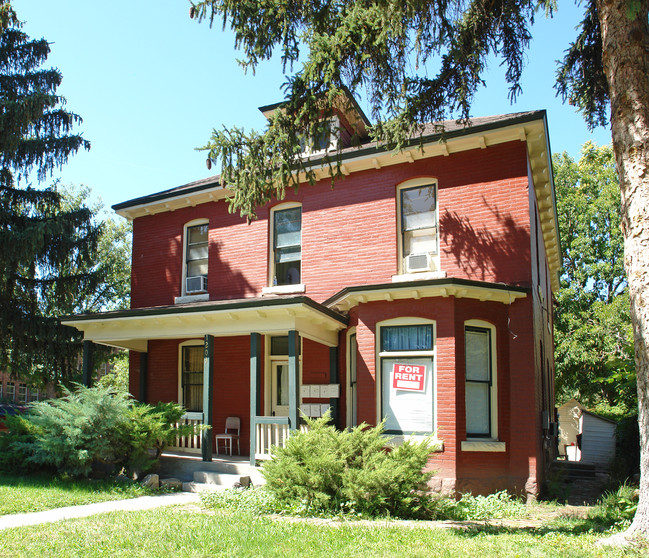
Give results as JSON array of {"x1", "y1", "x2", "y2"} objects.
[
  {"x1": 0, "y1": 506, "x2": 644, "y2": 558},
  {"x1": 0, "y1": 472, "x2": 152, "y2": 515}
]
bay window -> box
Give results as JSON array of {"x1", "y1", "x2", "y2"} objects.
[
  {"x1": 379, "y1": 322, "x2": 435, "y2": 434},
  {"x1": 465, "y1": 322, "x2": 497, "y2": 438}
]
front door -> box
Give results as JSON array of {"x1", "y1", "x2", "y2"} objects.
[{"x1": 271, "y1": 361, "x2": 289, "y2": 416}]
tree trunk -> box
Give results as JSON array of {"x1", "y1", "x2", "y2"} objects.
[{"x1": 597, "y1": 0, "x2": 649, "y2": 541}]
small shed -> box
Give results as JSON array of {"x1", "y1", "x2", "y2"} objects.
[{"x1": 557, "y1": 399, "x2": 617, "y2": 467}]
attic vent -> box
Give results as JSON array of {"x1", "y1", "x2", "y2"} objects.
[
  {"x1": 405, "y1": 253, "x2": 432, "y2": 273},
  {"x1": 186, "y1": 275, "x2": 207, "y2": 294}
]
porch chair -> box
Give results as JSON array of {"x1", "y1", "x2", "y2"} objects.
[{"x1": 214, "y1": 416, "x2": 241, "y2": 456}]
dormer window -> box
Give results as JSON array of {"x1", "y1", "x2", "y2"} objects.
[
  {"x1": 300, "y1": 116, "x2": 340, "y2": 155},
  {"x1": 185, "y1": 223, "x2": 208, "y2": 294}
]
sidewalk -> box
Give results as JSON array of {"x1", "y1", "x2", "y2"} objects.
[{"x1": 0, "y1": 492, "x2": 201, "y2": 531}]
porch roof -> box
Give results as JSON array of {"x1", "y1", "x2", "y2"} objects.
[{"x1": 61, "y1": 296, "x2": 348, "y2": 352}]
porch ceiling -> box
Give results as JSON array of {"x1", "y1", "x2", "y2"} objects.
[{"x1": 61, "y1": 296, "x2": 348, "y2": 351}]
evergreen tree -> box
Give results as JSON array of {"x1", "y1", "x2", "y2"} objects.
[
  {"x1": 190, "y1": 0, "x2": 649, "y2": 541},
  {"x1": 0, "y1": 5, "x2": 98, "y2": 385}
]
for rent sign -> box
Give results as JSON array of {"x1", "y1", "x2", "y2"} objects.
[{"x1": 392, "y1": 363, "x2": 426, "y2": 392}]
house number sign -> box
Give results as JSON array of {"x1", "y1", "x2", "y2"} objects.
[{"x1": 392, "y1": 363, "x2": 426, "y2": 392}]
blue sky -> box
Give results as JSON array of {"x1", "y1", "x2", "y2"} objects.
[{"x1": 14, "y1": 1, "x2": 611, "y2": 211}]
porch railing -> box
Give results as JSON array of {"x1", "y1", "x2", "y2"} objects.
[
  {"x1": 170, "y1": 411, "x2": 203, "y2": 454},
  {"x1": 253, "y1": 416, "x2": 291, "y2": 460}
]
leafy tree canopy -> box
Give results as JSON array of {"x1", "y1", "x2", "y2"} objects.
[{"x1": 553, "y1": 143, "x2": 635, "y2": 409}]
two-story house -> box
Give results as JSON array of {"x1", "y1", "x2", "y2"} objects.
[{"x1": 63, "y1": 93, "x2": 559, "y2": 498}]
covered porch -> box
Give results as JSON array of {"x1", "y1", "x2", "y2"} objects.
[{"x1": 62, "y1": 296, "x2": 348, "y2": 466}]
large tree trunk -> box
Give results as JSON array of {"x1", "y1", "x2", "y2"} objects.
[{"x1": 597, "y1": 0, "x2": 649, "y2": 542}]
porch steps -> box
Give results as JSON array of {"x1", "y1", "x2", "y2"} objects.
[{"x1": 158, "y1": 451, "x2": 265, "y2": 492}]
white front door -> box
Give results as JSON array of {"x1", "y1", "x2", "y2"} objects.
[{"x1": 271, "y1": 361, "x2": 290, "y2": 416}]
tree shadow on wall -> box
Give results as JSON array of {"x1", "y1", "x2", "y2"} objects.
[
  {"x1": 439, "y1": 199, "x2": 531, "y2": 284},
  {"x1": 210, "y1": 239, "x2": 256, "y2": 299}
]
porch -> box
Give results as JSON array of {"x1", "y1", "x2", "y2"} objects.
[
  {"x1": 62, "y1": 296, "x2": 348, "y2": 467},
  {"x1": 171, "y1": 411, "x2": 292, "y2": 464}
]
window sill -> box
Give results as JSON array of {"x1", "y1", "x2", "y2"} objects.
[
  {"x1": 392, "y1": 270, "x2": 447, "y2": 283},
  {"x1": 461, "y1": 440, "x2": 506, "y2": 452},
  {"x1": 262, "y1": 284, "x2": 306, "y2": 296},
  {"x1": 386, "y1": 435, "x2": 444, "y2": 452},
  {"x1": 174, "y1": 293, "x2": 209, "y2": 304}
]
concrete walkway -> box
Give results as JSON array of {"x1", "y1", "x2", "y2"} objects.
[{"x1": 0, "y1": 492, "x2": 201, "y2": 531}]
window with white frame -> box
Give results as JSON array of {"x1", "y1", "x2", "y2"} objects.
[
  {"x1": 6, "y1": 382, "x2": 15, "y2": 402},
  {"x1": 300, "y1": 116, "x2": 340, "y2": 155},
  {"x1": 398, "y1": 182, "x2": 438, "y2": 273},
  {"x1": 465, "y1": 322, "x2": 497, "y2": 438},
  {"x1": 272, "y1": 205, "x2": 302, "y2": 286},
  {"x1": 181, "y1": 344, "x2": 203, "y2": 412},
  {"x1": 379, "y1": 322, "x2": 435, "y2": 434},
  {"x1": 18, "y1": 384, "x2": 27, "y2": 404},
  {"x1": 185, "y1": 222, "x2": 208, "y2": 295}
]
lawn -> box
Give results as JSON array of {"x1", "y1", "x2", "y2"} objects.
[
  {"x1": 0, "y1": 506, "x2": 645, "y2": 558},
  {"x1": 0, "y1": 472, "x2": 152, "y2": 515}
]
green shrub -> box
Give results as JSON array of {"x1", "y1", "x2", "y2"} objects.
[
  {"x1": 587, "y1": 483, "x2": 638, "y2": 529},
  {"x1": 261, "y1": 415, "x2": 436, "y2": 518},
  {"x1": 0, "y1": 413, "x2": 44, "y2": 473},
  {"x1": 0, "y1": 384, "x2": 195, "y2": 478},
  {"x1": 450, "y1": 491, "x2": 527, "y2": 520}
]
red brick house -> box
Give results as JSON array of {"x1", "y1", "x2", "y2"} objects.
[{"x1": 63, "y1": 95, "x2": 559, "y2": 498}]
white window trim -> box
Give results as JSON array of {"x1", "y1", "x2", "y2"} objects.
[
  {"x1": 301, "y1": 115, "x2": 340, "y2": 156},
  {"x1": 375, "y1": 317, "x2": 438, "y2": 439},
  {"x1": 176, "y1": 218, "x2": 209, "y2": 302},
  {"x1": 395, "y1": 178, "x2": 440, "y2": 277},
  {"x1": 463, "y1": 319, "x2": 500, "y2": 447},
  {"x1": 268, "y1": 202, "x2": 303, "y2": 289},
  {"x1": 178, "y1": 340, "x2": 205, "y2": 416}
]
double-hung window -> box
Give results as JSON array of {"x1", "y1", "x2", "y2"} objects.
[
  {"x1": 399, "y1": 183, "x2": 438, "y2": 273},
  {"x1": 6, "y1": 382, "x2": 15, "y2": 402},
  {"x1": 379, "y1": 322, "x2": 435, "y2": 434},
  {"x1": 273, "y1": 206, "x2": 301, "y2": 286},
  {"x1": 181, "y1": 345, "x2": 203, "y2": 412},
  {"x1": 465, "y1": 325, "x2": 495, "y2": 438},
  {"x1": 185, "y1": 223, "x2": 208, "y2": 294}
]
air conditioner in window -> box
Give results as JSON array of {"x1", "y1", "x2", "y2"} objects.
[
  {"x1": 405, "y1": 253, "x2": 432, "y2": 273},
  {"x1": 186, "y1": 275, "x2": 207, "y2": 294}
]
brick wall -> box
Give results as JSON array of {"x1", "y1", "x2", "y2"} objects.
[{"x1": 130, "y1": 141, "x2": 531, "y2": 307}]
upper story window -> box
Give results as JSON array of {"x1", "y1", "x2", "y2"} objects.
[
  {"x1": 185, "y1": 222, "x2": 208, "y2": 295},
  {"x1": 272, "y1": 205, "x2": 302, "y2": 286},
  {"x1": 398, "y1": 181, "x2": 438, "y2": 274},
  {"x1": 300, "y1": 116, "x2": 340, "y2": 155}
]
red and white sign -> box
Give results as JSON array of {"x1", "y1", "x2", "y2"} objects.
[{"x1": 392, "y1": 363, "x2": 427, "y2": 392}]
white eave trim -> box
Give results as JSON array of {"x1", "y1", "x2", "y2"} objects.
[
  {"x1": 326, "y1": 281, "x2": 528, "y2": 313},
  {"x1": 62, "y1": 301, "x2": 347, "y2": 351}
]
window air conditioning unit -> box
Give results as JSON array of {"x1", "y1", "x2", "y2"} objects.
[
  {"x1": 186, "y1": 275, "x2": 207, "y2": 294},
  {"x1": 405, "y1": 253, "x2": 432, "y2": 273}
]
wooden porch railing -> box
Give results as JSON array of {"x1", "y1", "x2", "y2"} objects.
[
  {"x1": 253, "y1": 416, "x2": 291, "y2": 461},
  {"x1": 170, "y1": 411, "x2": 203, "y2": 454}
]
